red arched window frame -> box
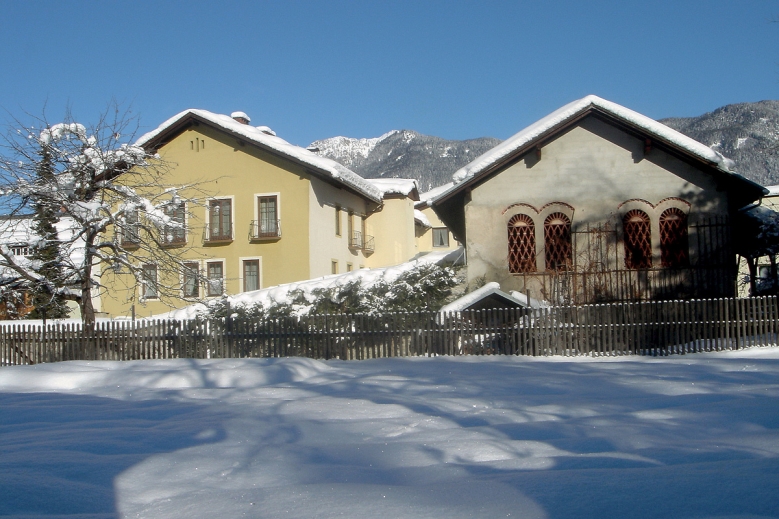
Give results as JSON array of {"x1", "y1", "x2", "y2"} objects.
[
  {"x1": 623, "y1": 210, "x2": 652, "y2": 269},
  {"x1": 544, "y1": 212, "x2": 572, "y2": 271},
  {"x1": 660, "y1": 208, "x2": 689, "y2": 268},
  {"x1": 508, "y1": 214, "x2": 536, "y2": 273}
]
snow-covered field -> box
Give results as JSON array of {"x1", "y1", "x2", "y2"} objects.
[{"x1": 1, "y1": 349, "x2": 779, "y2": 518}]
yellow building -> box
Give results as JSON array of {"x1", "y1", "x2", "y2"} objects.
[
  {"x1": 99, "y1": 110, "x2": 420, "y2": 318},
  {"x1": 414, "y1": 183, "x2": 460, "y2": 255}
]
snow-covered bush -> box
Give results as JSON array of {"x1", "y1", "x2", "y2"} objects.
[{"x1": 199, "y1": 263, "x2": 459, "y2": 324}]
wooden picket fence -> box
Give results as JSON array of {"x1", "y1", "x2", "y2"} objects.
[{"x1": 2, "y1": 295, "x2": 779, "y2": 366}]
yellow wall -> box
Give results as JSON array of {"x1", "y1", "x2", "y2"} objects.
[
  {"x1": 308, "y1": 177, "x2": 370, "y2": 276},
  {"x1": 365, "y1": 197, "x2": 417, "y2": 268},
  {"x1": 415, "y1": 205, "x2": 459, "y2": 254},
  {"x1": 101, "y1": 124, "x2": 315, "y2": 317}
]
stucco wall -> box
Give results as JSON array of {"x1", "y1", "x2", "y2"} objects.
[
  {"x1": 365, "y1": 197, "x2": 417, "y2": 268},
  {"x1": 308, "y1": 177, "x2": 369, "y2": 276},
  {"x1": 465, "y1": 116, "x2": 732, "y2": 295},
  {"x1": 415, "y1": 205, "x2": 459, "y2": 254},
  {"x1": 101, "y1": 124, "x2": 313, "y2": 317}
]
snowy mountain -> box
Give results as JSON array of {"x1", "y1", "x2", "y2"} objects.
[
  {"x1": 310, "y1": 100, "x2": 779, "y2": 191},
  {"x1": 310, "y1": 130, "x2": 501, "y2": 192},
  {"x1": 661, "y1": 100, "x2": 779, "y2": 186}
]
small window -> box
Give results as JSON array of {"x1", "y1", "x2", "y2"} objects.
[
  {"x1": 432, "y1": 228, "x2": 450, "y2": 248},
  {"x1": 346, "y1": 263, "x2": 353, "y2": 272},
  {"x1": 182, "y1": 262, "x2": 199, "y2": 298},
  {"x1": 207, "y1": 261, "x2": 224, "y2": 296},
  {"x1": 243, "y1": 259, "x2": 260, "y2": 292},
  {"x1": 544, "y1": 213, "x2": 572, "y2": 272},
  {"x1": 660, "y1": 208, "x2": 689, "y2": 268},
  {"x1": 208, "y1": 199, "x2": 232, "y2": 241},
  {"x1": 142, "y1": 264, "x2": 158, "y2": 299},
  {"x1": 331, "y1": 260, "x2": 339, "y2": 275},
  {"x1": 257, "y1": 196, "x2": 279, "y2": 238},
  {"x1": 508, "y1": 214, "x2": 536, "y2": 273},
  {"x1": 335, "y1": 205, "x2": 341, "y2": 236},
  {"x1": 163, "y1": 202, "x2": 186, "y2": 244},
  {"x1": 623, "y1": 210, "x2": 652, "y2": 269},
  {"x1": 122, "y1": 209, "x2": 140, "y2": 246}
]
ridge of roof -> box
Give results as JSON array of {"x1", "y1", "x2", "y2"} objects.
[
  {"x1": 136, "y1": 109, "x2": 383, "y2": 203},
  {"x1": 433, "y1": 95, "x2": 747, "y2": 205}
]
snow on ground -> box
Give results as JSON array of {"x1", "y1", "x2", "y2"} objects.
[{"x1": 1, "y1": 348, "x2": 779, "y2": 518}]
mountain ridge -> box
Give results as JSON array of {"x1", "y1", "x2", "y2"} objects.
[{"x1": 311, "y1": 100, "x2": 779, "y2": 192}]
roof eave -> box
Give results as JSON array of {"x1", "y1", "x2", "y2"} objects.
[{"x1": 140, "y1": 112, "x2": 382, "y2": 204}]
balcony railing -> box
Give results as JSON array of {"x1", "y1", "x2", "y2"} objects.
[
  {"x1": 120, "y1": 228, "x2": 140, "y2": 249},
  {"x1": 203, "y1": 224, "x2": 233, "y2": 243},
  {"x1": 161, "y1": 225, "x2": 186, "y2": 246},
  {"x1": 249, "y1": 219, "x2": 281, "y2": 240},
  {"x1": 349, "y1": 231, "x2": 374, "y2": 253},
  {"x1": 363, "y1": 234, "x2": 375, "y2": 254}
]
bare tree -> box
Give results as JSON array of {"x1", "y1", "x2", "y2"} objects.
[{"x1": 0, "y1": 106, "x2": 206, "y2": 327}]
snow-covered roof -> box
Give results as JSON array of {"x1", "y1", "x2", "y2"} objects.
[
  {"x1": 416, "y1": 182, "x2": 453, "y2": 208},
  {"x1": 0, "y1": 215, "x2": 85, "y2": 274},
  {"x1": 434, "y1": 95, "x2": 751, "y2": 204},
  {"x1": 764, "y1": 185, "x2": 779, "y2": 197},
  {"x1": 136, "y1": 109, "x2": 382, "y2": 203},
  {"x1": 414, "y1": 209, "x2": 431, "y2": 228},
  {"x1": 365, "y1": 178, "x2": 419, "y2": 199},
  {"x1": 439, "y1": 282, "x2": 530, "y2": 312}
]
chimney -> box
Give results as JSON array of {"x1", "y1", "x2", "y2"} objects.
[{"x1": 231, "y1": 111, "x2": 251, "y2": 125}]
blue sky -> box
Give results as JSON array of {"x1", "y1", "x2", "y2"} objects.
[{"x1": 0, "y1": 1, "x2": 777, "y2": 146}]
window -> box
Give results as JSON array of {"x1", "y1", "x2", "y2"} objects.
[
  {"x1": 163, "y1": 202, "x2": 186, "y2": 244},
  {"x1": 508, "y1": 214, "x2": 536, "y2": 273},
  {"x1": 208, "y1": 199, "x2": 232, "y2": 241},
  {"x1": 346, "y1": 263, "x2": 353, "y2": 272},
  {"x1": 142, "y1": 264, "x2": 158, "y2": 299},
  {"x1": 331, "y1": 260, "x2": 338, "y2": 275},
  {"x1": 623, "y1": 210, "x2": 652, "y2": 269},
  {"x1": 257, "y1": 196, "x2": 279, "y2": 237},
  {"x1": 432, "y1": 228, "x2": 450, "y2": 248},
  {"x1": 347, "y1": 210, "x2": 355, "y2": 244},
  {"x1": 544, "y1": 213, "x2": 572, "y2": 271},
  {"x1": 660, "y1": 208, "x2": 689, "y2": 268},
  {"x1": 182, "y1": 262, "x2": 199, "y2": 298},
  {"x1": 206, "y1": 261, "x2": 224, "y2": 296},
  {"x1": 335, "y1": 205, "x2": 341, "y2": 236},
  {"x1": 122, "y1": 209, "x2": 140, "y2": 246},
  {"x1": 10, "y1": 245, "x2": 30, "y2": 257},
  {"x1": 243, "y1": 259, "x2": 259, "y2": 292}
]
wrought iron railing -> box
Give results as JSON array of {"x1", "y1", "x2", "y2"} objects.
[
  {"x1": 161, "y1": 225, "x2": 186, "y2": 246},
  {"x1": 202, "y1": 224, "x2": 233, "y2": 243},
  {"x1": 363, "y1": 234, "x2": 375, "y2": 253},
  {"x1": 349, "y1": 231, "x2": 374, "y2": 253},
  {"x1": 249, "y1": 219, "x2": 281, "y2": 240}
]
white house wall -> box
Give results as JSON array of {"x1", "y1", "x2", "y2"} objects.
[{"x1": 466, "y1": 116, "x2": 731, "y2": 291}]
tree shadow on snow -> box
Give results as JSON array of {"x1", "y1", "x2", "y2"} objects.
[{"x1": 0, "y1": 390, "x2": 228, "y2": 518}]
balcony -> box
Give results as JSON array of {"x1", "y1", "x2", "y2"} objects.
[
  {"x1": 349, "y1": 231, "x2": 374, "y2": 253},
  {"x1": 203, "y1": 224, "x2": 233, "y2": 243},
  {"x1": 160, "y1": 226, "x2": 186, "y2": 247},
  {"x1": 248, "y1": 219, "x2": 281, "y2": 240}
]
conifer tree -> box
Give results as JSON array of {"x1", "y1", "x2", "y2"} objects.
[{"x1": 26, "y1": 141, "x2": 70, "y2": 321}]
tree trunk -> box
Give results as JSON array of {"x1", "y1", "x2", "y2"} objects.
[
  {"x1": 747, "y1": 257, "x2": 758, "y2": 297},
  {"x1": 81, "y1": 285, "x2": 95, "y2": 330}
]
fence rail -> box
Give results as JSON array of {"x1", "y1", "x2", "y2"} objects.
[{"x1": 2, "y1": 295, "x2": 778, "y2": 366}]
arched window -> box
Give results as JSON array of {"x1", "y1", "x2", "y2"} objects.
[
  {"x1": 660, "y1": 208, "x2": 689, "y2": 268},
  {"x1": 508, "y1": 214, "x2": 536, "y2": 273},
  {"x1": 623, "y1": 210, "x2": 652, "y2": 269},
  {"x1": 544, "y1": 212, "x2": 572, "y2": 271}
]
